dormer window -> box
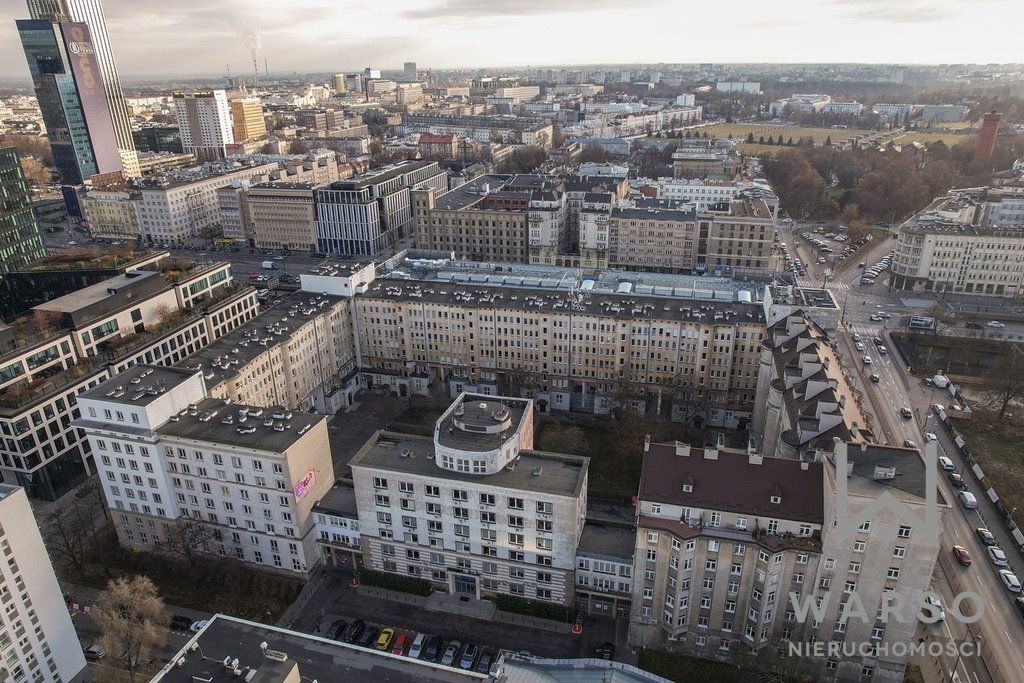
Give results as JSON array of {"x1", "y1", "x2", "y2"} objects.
[
  {"x1": 681, "y1": 473, "x2": 694, "y2": 494},
  {"x1": 682, "y1": 484, "x2": 693, "y2": 493},
  {"x1": 770, "y1": 495, "x2": 781, "y2": 505}
]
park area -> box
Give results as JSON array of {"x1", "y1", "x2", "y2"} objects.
[
  {"x1": 695, "y1": 122, "x2": 874, "y2": 153},
  {"x1": 955, "y1": 409, "x2": 1024, "y2": 521}
]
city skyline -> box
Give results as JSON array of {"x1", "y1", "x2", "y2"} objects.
[{"x1": 0, "y1": 0, "x2": 1022, "y2": 81}]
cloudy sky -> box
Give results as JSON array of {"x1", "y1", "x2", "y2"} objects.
[{"x1": 0, "y1": 0, "x2": 1020, "y2": 80}]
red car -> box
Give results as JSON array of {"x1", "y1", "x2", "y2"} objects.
[
  {"x1": 952, "y1": 545, "x2": 972, "y2": 566},
  {"x1": 248, "y1": 273, "x2": 258, "y2": 280},
  {"x1": 391, "y1": 633, "x2": 410, "y2": 656}
]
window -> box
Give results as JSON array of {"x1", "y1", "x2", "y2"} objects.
[
  {"x1": 508, "y1": 533, "x2": 524, "y2": 546},
  {"x1": 375, "y1": 494, "x2": 390, "y2": 507},
  {"x1": 854, "y1": 540, "x2": 866, "y2": 553},
  {"x1": 849, "y1": 562, "x2": 861, "y2": 574},
  {"x1": 858, "y1": 521, "x2": 871, "y2": 533},
  {"x1": 898, "y1": 525, "x2": 912, "y2": 539},
  {"x1": 507, "y1": 497, "x2": 524, "y2": 510},
  {"x1": 399, "y1": 482, "x2": 414, "y2": 494},
  {"x1": 425, "y1": 485, "x2": 440, "y2": 497},
  {"x1": 452, "y1": 489, "x2": 468, "y2": 502},
  {"x1": 893, "y1": 546, "x2": 906, "y2": 558},
  {"x1": 887, "y1": 567, "x2": 901, "y2": 580}
]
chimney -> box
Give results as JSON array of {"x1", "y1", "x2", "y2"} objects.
[
  {"x1": 749, "y1": 452, "x2": 763, "y2": 465},
  {"x1": 716, "y1": 432, "x2": 726, "y2": 449},
  {"x1": 800, "y1": 460, "x2": 809, "y2": 471},
  {"x1": 674, "y1": 441, "x2": 690, "y2": 457},
  {"x1": 850, "y1": 422, "x2": 858, "y2": 438},
  {"x1": 703, "y1": 448, "x2": 719, "y2": 461},
  {"x1": 838, "y1": 394, "x2": 846, "y2": 409}
]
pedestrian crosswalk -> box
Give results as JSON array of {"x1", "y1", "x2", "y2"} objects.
[{"x1": 844, "y1": 322, "x2": 884, "y2": 337}]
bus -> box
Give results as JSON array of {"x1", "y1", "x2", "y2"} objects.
[{"x1": 909, "y1": 315, "x2": 936, "y2": 331}]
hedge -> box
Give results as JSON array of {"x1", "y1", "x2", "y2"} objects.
[
  {"x1": 357, "y1": 568, "x2": 433, "y2": 597},
  {"x1": 494, "y1": 594, "x2": 573, "y2": 622}
]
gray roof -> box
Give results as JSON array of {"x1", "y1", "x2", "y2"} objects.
[
  {"x1": 35, "y1": 270, "x2": 168, "y2": 325},
  {"x1": 436, "y1": 396, "x2": 530, "y2": 454},
  {"x1": 431, "y1": 174, "x2": 511, "y2": 211},
  {"x1": 578, "y1": 523, "x2": 635, "y2": 563},
  {"x1": 351, "y1": 432, "x2": 588, "y2": 499},
  {"x1": 78, "y1": 365, "x2": 199, "y2": 407},
  {"x1": 150, "y1": 614, "x2": 479, "y2": 683},
  {"x1": 313, "y1": 482, "x2": 358, "y2": 518},
  {"x1": 156, "y1": 397, "x2": 325, "y2": 454}
]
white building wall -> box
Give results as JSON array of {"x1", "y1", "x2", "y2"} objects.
[{"x1": 0, "y1": 485, "x2": 87, "y2": 683}]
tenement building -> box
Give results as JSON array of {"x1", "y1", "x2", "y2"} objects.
[
  {"x1": 306, "y1": 257, "x2": 766, "y2": 428},
  {"x1": 74, "y1": 364, "x2": 335, "y2": 578},
  {"x1": 349, "y1": 393, "x2": 588, "y2": 604},
  {"x1": 891, "y1": 189, "x2": 1024, "y2": 297},
  {"x1": 630, "y1": 437, "x2": 941, "y2": 683}
]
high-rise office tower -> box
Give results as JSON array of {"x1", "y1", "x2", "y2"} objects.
[
  {"x1": 173, "y1": 91, "x2": 234, "y2": 161},
  {"x1": 0, "y1": 484, "x2": 88, "y2": 682},
  {"x1": 0, "y1": 148, "x2": 48, "y2": 272},
  {"x1": 403, "y1": 61, "x2": 417, "y2": 82},
  {"x1": 27, "y1": 0, "x2": 140, "y2": 178},
  {"x1": 17, "y1": 19, "x2": 123, "y2": 186},
  {"x1": 332, "y1": 73, "x2": 346, "y2": 92}
]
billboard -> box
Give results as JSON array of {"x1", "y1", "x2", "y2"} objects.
[
  {"x1": 293, "y1": 469, "x2": 317, "y2": 500},
  {"x1": 60, "y1": 22, "x2": 122, "y2": 176}
]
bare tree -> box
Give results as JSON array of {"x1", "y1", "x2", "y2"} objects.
[
  {"x1": 18, "y1": 155, "x2": 51, "y2": 188},
  {"x1": 925, "y1": 302, "x2": 958, "y2": 337},
  {"x1": 43, "y1": 479, "x2": 107, "y2": 579},
  {"x1": 94, "y1": 576, "x2": 168, "y2": 682},
  {"x1": 30, "y1": 309, "x2": 63, "y2": 338},
  {"x1": 162, "y1": 517, "x2": 218, "y2": 568},
  {"x1": 982, "y1": 348, "x2": 1024, "y2": 420}
]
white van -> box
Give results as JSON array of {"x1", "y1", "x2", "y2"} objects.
[
  {"x1": 958, "y1": 491, "x2": 978, "y2": 510},
  {"x1": 408, "y1": 633, "x2": 426, "y2": 659}
]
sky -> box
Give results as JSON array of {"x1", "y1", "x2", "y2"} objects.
[{"x1": 0, "y1": 0, "x2": 1021, "y2": 81}]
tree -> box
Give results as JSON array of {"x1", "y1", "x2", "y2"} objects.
[
  {"x1": 31, "y1": 309, "x2": 63, "y2": 338},
  {"x1": 786, "y1": 137, "x2": 794, "y2": 146},
  {"x1": 983, "y1": 349, "x2": 1024, "y2": 420},
  {"x1": 579, "y1": 142, "x2": 607, "y2": 163},
  {"x1": 43, "y1": 480, "x2": 106, "y2": 578},
  {"x1": 162, "y1": 517, "x2": 218, "y2": 568},
  {"x1": 94, "y1": 576, "x2": 168, "y2": 682},
  {"x1": 925, "y1": 302, "x2": 958, "y2": 338},
  {"x1": 19, "y1": 155, "x2": 50, "y2": 188},
  {"x1": 759, "y1": 136, "x2": 765, "y2": 144},
  {"x1": 747, "y1": 132, "x2": 755, "y2": 144},
  {"x1": 501, "y1": 145, "x2": 546, "y2": 173},
  {"x1": 767, "y1": 136, "x2": 774, "y2": 145},
  {"x1": 824, "y1": 135, "x2": 832, "y2": 146}
]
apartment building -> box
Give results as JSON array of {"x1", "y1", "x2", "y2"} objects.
[
  {"x1": 137, "y1": 161, "x2": 278, "y2": 245},
  {"x1": 398, "y1": 113, "x2": 554, "y2": 149},
  {"x1": 630, "y1": 439, "x2": 825, "y2": 659},
  {"x1": 179, "y1": 292, "x2": 358, "y2": 414},
  {"x1": 892, "y1": 190, "x2": 1024, "y2": 297},
  {"x1": 752, "y1": 312, "x2": 874, "y2": 460},
  {"x1": 336, "y1": 259, "x2": 765, "y2": 427},
  {"x1": 578, "y1": 192, "x2": 614, "y2": 269},
  {"x1": 314, "y1": 161, "x2": 447, "y2": 256},
  {"x1": 248, "y1": 182, "x2": 319, "y2": 252},
  {"x1": 0, "y1": 485, "x2": 87, "y2": 683},
  {"x1": 418, "y1": 134, "x2": 458, "y2": 159},
  {"x1": 606, "y1": 197, "x2": 775, "y2": 275},
  {"x1": 575, "y1": 521, "x2": 634, "y2": 617},
  {"x1": 75, "y1": 364, "x2": 335, "y2": 578},
  {"x1": 411, "y1": 175, "x2": 529, "y2": 262},
  {"x1": 0, "y1": 259, "x2": 258, "y2": 499},
  {"x1": 312, "y1": 483, "x2": 362, "y2": 572},
  {"x1": 229, "y1": 98, "x2": 267, "y2": 143},
  {"x1": 173, "y1": 91, "x2": 234, "y2": 161},
  {"x1": 81, "y1": 188, "x2": 142, "y2": 241},
  {"x1": 769, "y1": 94, "x2": 832, "y2": 116},
  {"x1": 635, "y1": 179, "x2": 775, "y2": 212},
  {"x1": 349, "y1": 393, "x2": 588, "y2": 604}
]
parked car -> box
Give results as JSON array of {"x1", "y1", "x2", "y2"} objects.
[
  {"x1": 423, "y1": 635, "x2": 443, "y2": 662},
  {"x1": 391, "y1": 633, "x2": 411, "y2": 656},
  {"x1": 987, "y1": 320, "x2": 1006, "y2": 328},
  {"x1": 925, "y1": 433, "x2": 938, "y2": 443},
  {"x1": 342, "y1": 619, "x2": 366, "y2": 643},
  {"x1": 475, "y1": 650, "x2": 495, "y2": 673},
  {"x1": 947, "y1": 472, "x2": 967, "y2": 489},
  {"x1": 408, "y1": 633, "x2": 426, "y2": 658},
  {"x1": 189, "y1": 620, "x2": 209, "y2": 632},
  {"x1": 170, "y1": 615, "x2": 193, "y2": 631},
  {"x1": 460, "y1": 643, "x2": 480, "y2": 669},
  {"x1": 939, "y1": 456, "x2": 955, "y2": 471},
  {"x1": 1000, "y1": 569, "x2": 1022, "y2": 593},
  {"x1": 1014, "y1": 597, "x2": 1024, "y2": 622},
  {"x1": 597, "y1": 642, "x2": 616, "y2": 660},
  {"x1": 325, "y1": 619, "x2": 347, "y2": 640},
  {"x1": 83, "y1": 644, "x2": 104, "y2": 661},
  {"x1": 952, "y1": 545, "x2": 972, "y2": 566},
  {"x1": 356, "y1": 626, "x2": 380, "y2": 648},
  {"x1": 976, "y1": 528, "x2": 997, "y2": 546},
  {"x1": 959, "y1": 490, "x2": 979, "y2": 510},
  {"x1": 375, "y1": 627, "x2": 395, "y2": 651},
  {"x1": 988, "y1": 546, "x2": 1009, "y2": 567},
  {"x1": 441, "y1": 640, "x2": 462, "y2": 666}
]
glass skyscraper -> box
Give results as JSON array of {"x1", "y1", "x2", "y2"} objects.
[
  {"x1": 26, "y1": 0, "x2": 139, "y2": 178},
  {"x1": 17, "y1": 19, "x2": 123, "y2": 185},
  {"x1": 0, "y1": 148, "x2": 48, "y2": 273}
]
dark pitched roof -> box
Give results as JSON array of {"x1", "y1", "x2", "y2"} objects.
[{"x1": 640, "y1": 442, "x2": 824, "y2": 524}]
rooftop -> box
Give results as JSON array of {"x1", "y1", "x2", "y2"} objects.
[
  {"x1": 640, "y1": 442, "x2": 824, "y2": 525},
  {"x1": 328, "y1": 160, "x2": 438, "y2": 190},
  {"x1": 313, "y1": 482, "x2": 358, "y2": 518},
  {"x1": 577, "y1": 522, "x2": 635, "y2": 562},
  {"x1": 435, "y1": 395, "x2": 530, "y2": 454},
  {"x1": 351, "y1": 432, "x2": 588, "y2": 498},
  {"x1": 829, "y1": 441, "x2": 937, "y2": 502},
  {"x1": 157, "y1": 397, "x2": 325, "y2": 453},
  {"x1": 78, "y1": 365, "x2": 198, "y2": 407},
  {"x1": 149, "y1": 614, "x2": 480, "y2": 683},
  {"x1": 34, "y1": 270, "x2": 166, "y2": 319},
  {"x1": 432, "y1": 174, "x2": 510, "y2": 211}
]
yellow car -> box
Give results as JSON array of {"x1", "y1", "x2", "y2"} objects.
[{"x1": 375, "y1": 627, "x2": 395, "y2": 651}]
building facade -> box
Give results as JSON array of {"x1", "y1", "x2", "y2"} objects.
[
  {"x1": 229, "y1": 98, "x2": 267, "y2": 143},
  {"x1": 0, "y1": 484, "x2": 87, "y2": 683},
  {"x1": 0, "y1": 148, "x2": 48, "y2": 272},
  {"x1": 81, "y1": 188, "x2": 140, "y2": 241},
  {"x1": 75, "y1": 365, "x2": 335, "y2": 578},
  {"x1": 349, "y1": 393, "x2": 588, "y2": 605},
  {"x1": 173, "y1": 91, "x2": 234, "y2": 161},
  {"x1": 248, "y1": 182, "x2": 318, "y2": 252}
]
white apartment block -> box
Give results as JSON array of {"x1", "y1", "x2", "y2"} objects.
[
  {"x1": 0, "y1": 485, "x2": 87, "y2": 683},
  {"x1": 639, "y1": 179, "x2": 745, "y2": 210},
  {"x1": 0, "y1": 259, "x2": 258, "y2": 501},
  {"x1": 892, "y1": 190, "x2": 1024, "y2": 297},
  {"x1": 769, "y1": 94, "x2": 831, "y2": 117},
  {"x1": 349, "y1": 393, "x2": 588, "y2": 604},
  {"x1": 173, "y1": 91, "x2": 235, "y2": 161},
  {"x1": 822, "y1": 102, "x2": 864, "y2": 115},
  {"x1": 137, "y1": 162, "x2": 278, "y2": 246},
  {"x1": 578, "y1": 193, "x2": 613, "y2": 269},
  {"x1": 312, "y1": 483, "x2": 362, "y2": 572},
  {"x1": 75, "y1": 365, "x2": 335, "y2": 578}
]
